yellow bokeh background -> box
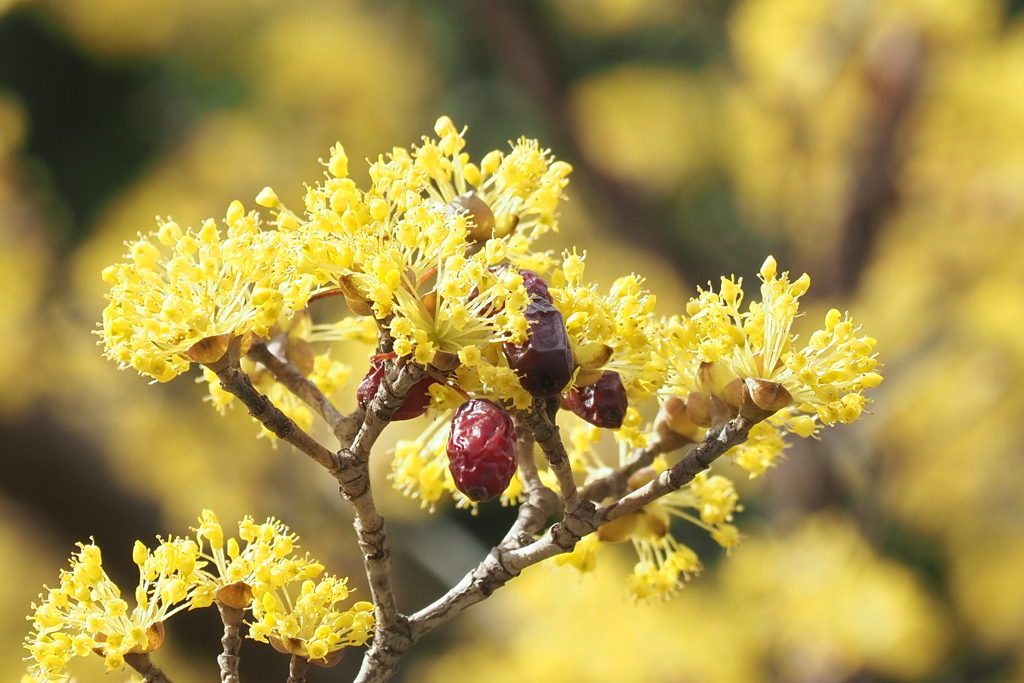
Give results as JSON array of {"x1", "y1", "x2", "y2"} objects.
[{"x1": 3, "y1": 0, "x2": 1024, "y2": 681}]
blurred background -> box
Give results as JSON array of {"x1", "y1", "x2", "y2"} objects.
[{"x1": 2, "y1": 0, "x2": 1024, "y2": 681}]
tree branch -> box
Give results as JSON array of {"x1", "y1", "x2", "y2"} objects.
[
  {"x1": 216, "y1": 603, "x2": 244, "y2": 683},
  {"x1": 209, "y1": 339, "x2": 338, "y2": 471},
  {"x1": 596, "y1": 417, "x2": 753, "y2": 524},
  {"x1": 286, "y1": 655, "x2": 308, "y2": 683},
  {"x1": 124, "y1": 652, "x2": 174, "y2": 683},
  {"x1": 518, "y1": 399, "x2": 589, "y2": 520},
  {"x1": 579, "y1": 439, "x2": 679, "y2": 503},
  {"x1": 406, "y1": 415, "x2": 754, "y2": 648},
  {"x1": 337, "y1": 362, "x2": 427, "y2": 683},
  {"x1": 246, "y1": 342, "x2": 356, "y2": 439}
]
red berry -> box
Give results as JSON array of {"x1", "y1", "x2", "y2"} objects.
[
  {"x1": 503, "y1": 296, "x2": 574, "y2": 399},
  {"x1": 447, "y1": 399, "x2": 518, "y2": 502},
  {"x1": 518, "y1": 268, "x2": 552, "y2": 303},
  {"x1": 565, "y1": 370, "x2": 628, "y2": 429},
  {"x1": 357, "y1": 360, "x2": 438, "y2": 420}
]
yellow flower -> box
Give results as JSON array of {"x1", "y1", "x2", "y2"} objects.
[
  {"x1": 24, "y1": 538, "x2": 207, "y2": 681},
  {"x1": 298, "y1": 136, "x2": 533, "y2": 369},
  {"x1": 663, "y1": 255, "x2": 882, "y2": 458},
  {"x1": 550, "y1": 251, "x2": 667, "y2": 402},
  {"x1": 99, "y1": 201, "x2": 316, "y2": 382},
  {"x1": 248, "y1": 577, "x2": 375, "y2": 662},
  {"x1": 415, "y1": 116, "x2": 572, "y2": 264},
  {"x1": 193, "y1": 510, "x2": 323, "y2": 609}
]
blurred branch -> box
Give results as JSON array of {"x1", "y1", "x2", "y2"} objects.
[
  {"x1": 835, "y1": 28, "x2": 924, "y2": 294},
  {"x1": 462, "y1": 0, "x2": 683, "y2": 275},
  {"x1": 579, "y1": 439, "x2": 677, "y2": 502}
]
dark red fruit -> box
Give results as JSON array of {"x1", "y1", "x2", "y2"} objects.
[
  {"x1": 357, "y1": 360, "x2": 438, "y2": 420},
  {"x1": 503, "y1": 296, "x2": 574, "y2": 399},
  {"x1": 565, "y1": 370, "x2": 629, "y2": 429},
  {"x1": 447, "y1": 399, "x2": 518, "y2": 502},
  {"x1": 518, "y1": 268, "x2": 552, "y2": 303}
]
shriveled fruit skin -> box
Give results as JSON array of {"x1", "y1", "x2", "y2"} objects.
[
  {"x1": 357, "y1": 360, "x2": 438, "y2": 420},
  {"x1": 565, "y1": 370, "x2": 628, "y2": 429},
  {"x1": 503, "y1": 296, "x2": 574, "y2": 399},
  {"x1": 518, "y1": 268, "x2": 552, "y2": 303},
  {"x1": 447, "y1": 399, "x2": 518, "y2": 502}
]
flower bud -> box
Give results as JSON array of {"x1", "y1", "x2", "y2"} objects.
[
  {"x1": 742, "y1": 378, "x2": 793, "y2": 422},
  {"x1": 573, "y1": 367, "x2": 605, "y2": 387},
  {"x1": 421, "y1": 290, "x2": 438, "y2": 318},
  {"x1": 659, "y1": 396, "x2": 700, "y2": 438},
  {"x1": 311, "y1": 647, "x2": 347, "y2": 668},
  {"x1": 184, "y1": 334, "x2": 231, "y2": 364},
  {"x1": 338, "y1": 275, "x2": 374, "y2": 317},
  {"x1": 429, "y1": 350, "x2": 460, "y2": 372},
  {"x1": 573, "y1": 343, "x2": 614, "y2": 370},
  {"x1": 446, "y1": 192, "x2": 496, "y2": 242},
  {"x1": 286, "y1": 337, "x2": 316, "y2": 376},
  {"x1": 215, "y1": 581, "x2": 254, "y2": 610},
  {"x1": 709, "y1": 393, "x2": 736, "y2": 427},
  {"x1": 686, "y1": 391, "x2": 712, "y2": 428},
  {"x1": 636, "y1": 509, "x2": 669, "y2": 540},
  {"x1": 141, "y1": 621, "x2": 165, "y2": 653},
  {"x1": 719, "y1": 377, "x2": 745, "y2": 410},
  {"x1": 698, "y1": 361, "x2": 732, "y2": 395}
]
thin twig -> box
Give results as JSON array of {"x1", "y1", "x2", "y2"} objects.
[
  {"x1": 246, "y1": 342, "x2": 354, "y2": 438},
  {"x1": 518, "y1": 399, "x2": 586, "y2": 518},
  {"x1": 209, "y1": 339, "x2": 338, "y2": 471},
  {"x1": 596, "y1": 417, "x2": 752, "y2": 524},
  {"x1": 399, "y1": 416, "x2": 754, "y2": 675},
  {"x1": 216, "y1": 603, "x2": 245, "y2": 683},
  {"x1": 339, "y1": 362, "x2": 426, "y2": 683},
  {"x1": 578, "y1": 439, "x2": 678, "y2": 503},
  {"x1": 124, "y1": 652, "x2": 174, "y2": 683},
  {"x1": 286, "y1": 655, "x2": 308, "y2": 683}
]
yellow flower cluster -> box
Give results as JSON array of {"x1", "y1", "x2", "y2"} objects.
[
  {"x1": 550, "y1": 251, "x2": 666, "y2": 402},
  {"x1": 249, "y1": 578, "x2": 375, "y2": 663},
  {"x1": 659, "y1": 255, "x2": 881, "y2": 476},
  {"x1": 24, "y1": 512, "x2": 371, "y2": 681},
  {"x1": 100, "y1": 202, "x2": 318, "y2": 382},
  {"x1": 94, "y1": 117, "x2": 883, "y2": 604},
  {"x1": 289, "y1": 131, "x2": 542, "y2": 369},
  {"x1": 24, "y1": 538, "x2": 207, "y2": 681}
]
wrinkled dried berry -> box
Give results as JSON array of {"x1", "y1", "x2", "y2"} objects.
[
  {"x1": 503, "y1": 296, "x2": 574, "y2": 399},
  {"x1": 565, "y1": 370, "x2": 628, "y2": 429},
  {"x1": 357, "y1": 360, "x2": 438, "y2": 420},
  {"x1": 518, "y1": 268, "x2": 552, "y2": 303},
  {"x1": 447, "y1": 399, "x2": 518, "y2": 502}
]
